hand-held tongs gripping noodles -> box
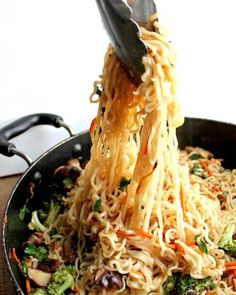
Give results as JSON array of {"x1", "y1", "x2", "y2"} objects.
[{"x1": 95, "y1": 0, "x2": 157, "y2": 86}]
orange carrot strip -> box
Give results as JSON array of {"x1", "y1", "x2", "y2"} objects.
[
  {"x1": 205, "y1": 291, "x2": 211, "y2": 295},
  {"x1": 136, "y1": 162, "x2": 158, "y2": 194},
  {"x1": 116, "y1": 230, "x2": 135, "y2": 238},
  {"x1": 12, "y1": 248, "x2": 20, "y2": 264},
  {"x1": 186, "y1": 240, "x2": 196, "y2": 246},
  {"x1": 89, "y1": 117, "x2": 97, "y2": 134},
  {"x1": 120, "y1": 193, "x2": 128, "y2": 205},
  {"x1": 25, "y1": 278, "x2": 31, "y2": 294},
  {"x1": 135, "y1": 228, "x2": 152, "y2": 239},
  {"x1": 211, "y1": 186, "x2": 220, "y2": 193},
  {"x1": 225, "y1": 266, "x2": 236, "y2": 271},
  {"x1": 225, "y1": 261, "x2": 236, "y2": 267},
  {"x1": 169, "y1": 243, "x2": 178, "y2": 250},
  {"x1": 206, "y1": 159, "x2": 223, "y2": 164},
  {"x1": 200, "y1": 160, "x2": 213, "y2": 176},
  {"x1": 144, "y1": 136, "x2": 149, "y2": 155}
]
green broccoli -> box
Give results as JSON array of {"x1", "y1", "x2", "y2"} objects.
[
  {"x1": 30, "y1": 288, "x2": 48, "y2": 295},
  {"x1": 47, "y1": 266, "x2": 75, "y2": 295},
  {"x1": 163, "y1": 273, "x2": 216, "y2": 295},
  {"x1": 189, "y1": 153, "x2": 201, "y2": 160},
  {"x1": 163, "y1": 275, "x2": 177, "y2": 295},
  {"x1": 218, "y1": 223, "x2": 236, "y2": 256},
  {"x1": 19, "y1": 204, "x2": 30, "y2": 221},
  {"x1": 44, "y1": 199, "x2": 61, "y2": 227},
  {"x1": 191, "y1": 163, "x2": 205, "y2": 178},
  {"x1": 24, "y1": 244, "x2": 48, "y2": 261},
  {"x1": 28, "y1": 211, "x2": 47, "y2": 232}
]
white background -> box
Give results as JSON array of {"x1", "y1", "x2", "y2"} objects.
[{"x1": 0, "y1": 0, "x2": 236, "y2": 176}]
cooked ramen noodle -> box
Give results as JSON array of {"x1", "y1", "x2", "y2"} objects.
[{"x1": 20, "y1": 13, "x2": 236, "y2": 295}]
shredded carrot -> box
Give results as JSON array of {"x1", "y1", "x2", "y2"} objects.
[
  {"x1": 12, "y1": 248, "x2": 20, "y2": 264},
  {"x1": 200, "y1": 160, "x2": 213, "y2": 176},
  {"x1": 134, "y1": 228, "x2": 152, "y2": 239},
  {"x1": 186, "y1": 240, "x2": 196, "y2": 247},
  {"x1": 226, "y1": 266, "x2": 236, "y2": 271},
  {"x1": 89, "y1": 117, "x2": 97, "y2": 134},
  {"x1": 211, "y1": 186, "x2": 220, "y2": 193},
  {"x1": 120, "y1": 193, "x2": 128, "y2": 205},
  {"x1": 225, "y1": 261, "x2": 236, "y2": 267},
  {"x1": 144, "y1": 136, "x2": 149, "y2": 155},
  {"x1": 206, "y1": 158, "x2": 223, "y2": 164},
  {"x1": 136, "y1": 163, "x2": 158, "y2": 194},
  {"x1": 3, "y1": 215, "x2": 7, "y2": 223},
  {"x1": 116, "y1": 230, "x2": 135, "y2": 238},
  {"x1": 169, "y1": 243, "x2": 178, "y2": 250},
  {"x1": 205, "y1": 291, "x2": 211, "y2": 295},
  {"x1": 168, "y1": 195, "x2": 174, "y2": 203},
  {"x1": 25, "y1": 278, "x2": 31, "y2": 294}
]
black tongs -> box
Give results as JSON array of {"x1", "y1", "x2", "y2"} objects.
[{"x1": 95, "y1": 0, "x2": 157, "y2": 86}]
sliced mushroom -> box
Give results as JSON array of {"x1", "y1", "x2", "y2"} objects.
[
  {"x1": 54, "y1": 159, "x2": 82, "y2": 182},
  {"x1": 61, "y1": 235, "x2": 78, "y2": 264},
  {"x1": 27, "y1": 268, "x2": 52, "y2": 287},
  {"x1": 37, "y1": 259, "x2": 61, "y2": 273},
  {"x1": 93, "y1": 268, "x2": 122, "y2": 289}
]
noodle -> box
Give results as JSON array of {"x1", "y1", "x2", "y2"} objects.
[{"x1": 41, "y1": 14, "x2": 236, "y2": 295}]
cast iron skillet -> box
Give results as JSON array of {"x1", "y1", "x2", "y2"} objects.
[{"x1": 1, "y1": 113, "x2": 236, "y2": 294}]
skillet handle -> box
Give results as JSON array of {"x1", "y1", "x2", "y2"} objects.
[{"x1": 0, "y1": 113, "x2": 74, "y2": 165}]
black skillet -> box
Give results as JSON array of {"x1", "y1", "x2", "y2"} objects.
[{"x1": 1, "y1": 113, "x2": 236, "y2": 294}]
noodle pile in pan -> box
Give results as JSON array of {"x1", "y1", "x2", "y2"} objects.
[
  {"x1": 63, "y1": 15, "x2": 236, "y2": 294},
  {"x1": 25, "y1": 14, "x2": 236, "y2": 295}
]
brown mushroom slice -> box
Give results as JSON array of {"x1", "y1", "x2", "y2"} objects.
[
  {"x1": 94, "y1": 268, "x2": 122, "y2": 289},
  {"x1": 61, "y1": 235, "x2": 78, "y2": 264},
  {"x1": 27, "y1": 268, "x2": 52, "y2": 287},
  {"x1": 54, "y1": 159, "x2": 82, "y2": 181},
  {"x1": 37, "y1": 259, "x2": 61, "y2": 273}
]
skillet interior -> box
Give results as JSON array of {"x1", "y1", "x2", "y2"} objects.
[{"x1": 2, "y1": 117, "x2": 236, "y2": 294}]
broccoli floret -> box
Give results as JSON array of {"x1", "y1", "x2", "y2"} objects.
[
  {"x1": 30, "y1": 288, "x2": 48, "y2": 295},
  {"x1": 28, "y1": 199, "x2": 61, "y2": 232},
  {"x1": 218, "y1": 223, "x2": 236, "y2": 256},
  {"x1": 19, "y1": 204, "x2": 30, "y2": 221},
  {"x1": 163, "y1": 273, "x2": 215, "y2": 295},
  {"x1": 191, "y1": 163, "x2": 205, "y2": 178},
  {"x1": 44, "y1": 199, "x2": 61, "y2": 227},
  {"x1": 24, "y1": 244, "x2": 48, "y2": 261},
  {"x1": 28, "y1": 211, "x2": 47, "y2": 232},
  {"x1": 47, "y1": 266, "x2": 75, "y2": 295},
  {"x1": 163, "y1": 275, "x2": 177, "y2": 294}
]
